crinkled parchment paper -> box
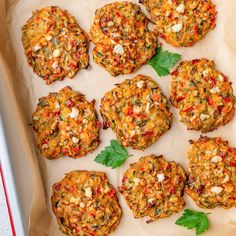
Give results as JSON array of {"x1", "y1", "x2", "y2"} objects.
[{"x1": 0, "y1": 0, "x2": 236, "y2": 235}]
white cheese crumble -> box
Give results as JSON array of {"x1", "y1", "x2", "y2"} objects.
[
  {"x1": 84, "y1": 187, "x2": 92, "y2": 198},
  {"x1": 172, "y1": 23, "x2": 183, "y2": 32},
  {"x1": 146, "y1": 102, "x2": 151, "y2": 113},
  {"x1": 168, "y1": 0, "x2": 173, "y2": 4},
  {"x1": 157, "y1": 173, "x2": 165, "y2": 182},
  {"x1": 108, "y1": 21, "x2": 114, "y2": 27},
  {"x1": 114, "y1": 44, "x2": 124, "y2": 54},
  {"x1": 211, "y1": 155, "x2": 222, "y2": 163},
  {"x1": 112, "y1": 33, "x2": 120, "y2": 37},
  {"x1": 133, "y1": 178, "x2": 140, "y2": 185},
  {"x1": 69, "y1": 107, "x2": 79, "y2": 119},
  {"x1": 55, "y1": 102, "x2": 60, "y2": 109},
  {"x1": 52, "y1": 61, "x2": 59, "y2": 69},
  {"x1": 33, "y1": 44, "x2": 41, "y2": 52},
  {"x1": 133, "y1": 106, "x2": 141, "y2": 113},
  {"x1": 218, "y1": 74, "x2": 224, "y2": 82},
  {"x1": 148, "y1": 198, "x2": 154, "y2": 203},
  {"x1": 210, "y1": 86, "x2": 220, "y2": 93},
  {"x1": 136, "y1": 80, "x2": 144, "y2": 88},
  {"x1": 202, "y1": 69, "x2": 210, "y2": 77},
  {"x1": 42, "y1": 144, "x2": 49, "y2": 149},
  {"x1": 80, "y1": 202, "x2": 85, "y2": 208},
  {"x1": 200, "y1": 113, "x2": 210, "y2": 121},
  {"x1": 53, "y1": 49, "x2": 61, "y2": 58},
  {"x1": 72, "y1": 136, "x2": 79, "y2": 144},
  {"x1": 45, "y1": 34, "x2": 52, "y2": 41},
  {"x1": 176, "y1": 3, "x2": 185, "y2": 13},
  {"x1": 211, "y1": 186, "x2": 223, "y2": 194}
]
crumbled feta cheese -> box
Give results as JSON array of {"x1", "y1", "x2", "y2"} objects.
[
  {"x1": 52, "y1": 61, "x2": 59, "y2": 69},
  {"x1": 200, "y1": 113, "x2": 210, "y2": 121},
  {"x1": 202, "y1": 69, "x2": 210, "y2": 77},
  {"x1": 45, "y1": 34, "x2": 52, "y2": 41},
  {"x1": 218, "y1": 74, "x2": 224, "y2": 82},
  {"x1": 53, "y1": 49, "x2": 61, "y2": 58},
  {"x1": 69, "y1": 107, "x2": 79, "y2": 119},
  {"x1": 172, "y1": 23, "x2": 183, "y2": 32},
  {"x1": 112, "y1": 33, "x2": 120, "y2": 37},
  {"x1": 133, "y1": 178, "x2": 140, "y2": 185},
  {"x1": 55, "y1": 102, "x2": 60, "y2": 109},
  {"x1": 133, "y1": 106, "x2": 141, "y2": 113},
  {"x1": 82, "y1": 119, "x2": 88, "y2": 124},
  {"x1": 108, "y1": 21, "x2": 114, "y2": 27},
  {"x1": 210, "y1": 86, "x2": 220, "y2": 93},
  {"x1": 176, "y1": 3, "x2": 185, "y2": 13},
  {"x1": 104, "y1": 184, "x2": 110, "y2": 193},
  {"x1": 211, "y1": 186, "x2": 223, "y2": 194},
  {"x1": 42, "y1": 144, "x2": 49, "y2": 149},
  {"x1": 136, "y1": 80, "x2": 144, "y2": 88},
  {"x1": 157, "y1": 173, "x2": 165, "y2": 182},
  {"x1": 168, "y1": 0, "x2": 172, "y2": 4},
  {"x1": 80, "y1": 202, "x2": 85, "y2": 208},
  {"x1": 33, "y1": 44, "x2": 41, "y2": 52},
  {"x1": 222, "y1": 174, "x2": 230, "y2": 184},
  {"x1": 84, "y1": 187, "x2": 92, "y2": 197},
  {"x1": 146, "y1": 102, "x2": 151, "y2": 113},
  {"x1": 130, "y1": 130, "x2": 136, "y2": 136},
  {"x1": 72, "y1": 136, "x2": 79, "y2": 144},
  {"x1": 114, "y1": 44, "x2": 124, "y2": 54},
  {"x1": 211, "y1": 155, "x2": 222, "y2": 163},
  {"x1": 33, "y1": 116, "x2": 40, "y2": 121},
  {"x1": 148, "y1": 198, "x2": 154, "y2": 203}
]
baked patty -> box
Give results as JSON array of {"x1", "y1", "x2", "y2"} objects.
[
  {"x1": 100, "y1": 74, "x2": 172, "y2": 149},
  {"x1": 90, "y1": 1, "x2": 157, "y2": 76},
  {"x1": 22, "y1": 6, "x2": 89, "y2": 84},
  {"x1": 141, "y1": 0, "x2": 217, "y2": 47},
  {"x1": 186, "y1": 136, "x2": 236, "y2": 208},
  {"x1": 32, "y1": 86, "x2": 100, "y2": 159},
  {"x1": 170, "y1": 59, "x2": 235, "y2": 132},
  {"x1": 51, "y1": 171, "x2": 122, "y2": 235},
  {"x1": 119, "y1": 155, "x2": 186, "y2": 222}
]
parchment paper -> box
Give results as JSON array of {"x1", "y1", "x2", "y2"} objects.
[{"x1": 1, "y1": 0, "x2": 236, "y2": 235}]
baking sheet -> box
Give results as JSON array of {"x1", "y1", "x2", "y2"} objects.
[{"x1": 1, "y1": 0, "x2": 236, "y2": 235}]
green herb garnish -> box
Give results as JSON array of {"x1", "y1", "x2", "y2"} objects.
[
  {"x1": 148, "y1": 46, "x2": 181, "y2": 76},
  {"x1": 175, "y1": 209, "x2": 211, "y2": 235},
  {"x1": 94, "y1": 140, "x2": 130, "y2": 169}
]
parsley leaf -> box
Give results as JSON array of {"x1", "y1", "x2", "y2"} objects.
[
  {"x1": 94, "y1": 140, "x2": 130, "y2": 169},
  {"x1": 148, "y1": 46, "x2": 181, "y2": 76},
  {"x1": 175, "y1": 209, "x2": 210, "y2": 235}
]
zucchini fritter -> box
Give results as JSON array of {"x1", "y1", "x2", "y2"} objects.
[
  {"x1": 119, "y1": 155, "x2": 186, "y2": 222},
  {"x1": 90, "y1": 2, "x2": 157, "y2": 76},
  {"x1": 170, "y1": 59, "x2": 235, "y2": 132},
  {"x1": 32, "y1": 87, "x2": 100, "y2": 159},
  {"x1": 51, "y1": 171, "x2": 122, "y2": 235},
  {"x1": 22, "y1": 6, "x2": 89, "y2": 84},
  {"x1": 186, "y1": 136, "x2": 236, "y2": 208},
  {"x1": 141, "y1": 0, "x2": 217, "y2": 47},
  {"x1": 100, "y1": 74, "x2": 172, "y2": 149}
]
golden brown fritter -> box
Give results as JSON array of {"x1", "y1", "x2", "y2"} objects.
[
  {"x1": 90, "y1": 1, "x2": 157, "y2": 76},
  {"x1": 32, "y1": 86, "x2": 100, "y2": 159},
  {"x1": 186, "y1": 136, "x2": 236, "y2": 209},
  {"x1": 119, "y1": 155, "x2": 186, "y2": 222},
  {"x1": 22, "y1": 6, "x2": 89, "y2": 84},
  {"x1": 170, "y1": 59, "x2": 235, "y2": 132},
  {"x1": 141, "y1": 0, "x2": 217, "y2": 47},
  {"x1": 51, "y1": 171, "x2": 122, "y2": 235},
  {"x1": 100, "y1": 74, "x2": 172, "y2": 149}
]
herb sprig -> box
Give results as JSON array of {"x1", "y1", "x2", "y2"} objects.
[
  {"x1": 148, "y1": 46, "x2": 181, "y2": 76},
  {"x1": 94, "y1": 140, "x2": 130, "y2": 169},
  {"x1": 175, "y1": 209, "x2": 211, "y2": 235}
]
